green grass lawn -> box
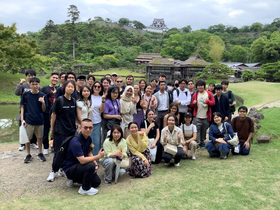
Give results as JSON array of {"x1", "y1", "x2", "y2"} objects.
[{"x1": 230, "y1": 81, "x2": 280, "y2": 107}]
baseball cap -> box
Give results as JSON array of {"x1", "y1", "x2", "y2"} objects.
[
  {"x1": 111, "y1": 72, "x2": 118, "y2": 76},
  {"x1": 76, "y1": 75, "x2": 86, "y2": 80},
  {"x1": 184, "y1": 112, "x2": 192, "y2": 117}
]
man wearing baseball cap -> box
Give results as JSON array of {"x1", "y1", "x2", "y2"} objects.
[{"x1": 111, "y1": 72, "x2": 118, "y2": 85}]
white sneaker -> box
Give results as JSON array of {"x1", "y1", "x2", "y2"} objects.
[
  {"x1": 47, "y1": 171, "x2": 56, "y2": 182},
  {"x1": 18, "y1": 145, "x2": 25, "y2": 151},
  {"x1": 66, "y1": 179, "x2": 74, "y2": 188},
  {"x1": 57, "y1": 169, "x2": 66, "y2": 177},
  {"x1": 174, "y1": 163, "x2": 180, "y2": 167},
  {"x1": 30, "y1": 143, "x2": 39, "y2": 149},
  {"x1": 43, "y1": 149, "x2": 49, "y2": 155},
  {"x1": 192, "y1": 156, "x2": 196, "y2": 160},
  {"x1": 78, "y1": 186, "x2": 98, "y2": 195}
]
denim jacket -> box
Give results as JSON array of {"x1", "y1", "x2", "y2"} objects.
[{"x1": 209, "y1": 122, "x2": 234, "y2": 143}]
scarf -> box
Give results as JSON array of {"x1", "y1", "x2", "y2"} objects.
[{"x1": 120, "y1": 86, "x2": 134, "y2": 114}]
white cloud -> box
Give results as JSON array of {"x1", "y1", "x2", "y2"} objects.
[{"x1": 228, "y1": 9, "x2": 244, "y2": 18}]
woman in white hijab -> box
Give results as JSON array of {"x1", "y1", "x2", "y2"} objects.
[{"x1": 120, "y1": 86, "x2": 137, "y2": 138}]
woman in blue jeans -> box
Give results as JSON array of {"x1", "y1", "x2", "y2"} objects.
[{"x1": 206, "y1": 112, "x2": 234, "y2": 159}]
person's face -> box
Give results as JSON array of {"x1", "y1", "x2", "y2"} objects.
[
  {"x1": 128, "y1": 123, "x2": 138, "y2": 134},
  {"x1": 145, "y1": 86, "x2": 151, "y2": 95},
  {"x1": 88, "y1": 77, "x2": 94, "y2": 85},
  {"x1": 111, "y1": 90, "x2": 119, "y2": 100},
  {"x1": 93, "y1": 83, "x2": 101, "y2": 94},
  {"x1": 30, "y1": 82, "x2": 40, "y2": 91},
  {"x1": 65, "y1": 83, "x2": 75, "y2": 95},
  {"x1": 112, "y1": 129, "x2": 121, "y2": 141},
  {"x1": 188, "y1": 81, "x2": 194, "y2": 90},
  {"x1": 238, "y1": 109, "x2": 247, "y2": 118},
  {"x1": 167, "y1": 117, "x2": 175, "y2": 126},
  {"x1": 111, "y1": 75, "x2": 117, "y2": 81},
  {"x1": 77, "y1": 79, "x2": 86, "y2": 87},
  {"x1": 105, "y1": 75, "x2": 111, "y2": 80},
  {"x1": 26, "y1": 74, "x2": 35, "y2": 82},
  {"x1": 133, "y1": 85, "x2": 139, "y2": 94},
  {"x1": 126, "y1": 77, "x2": 133, "y2": 85},
  {"x1": 170, "y1": 106, "x2": 177, "y2": 115},
  {"x1": 151, "y1": 80, "x2": 157, "y2": 86},
  {"x1": 125, "y1": 88, "x2": 133, "y2": 98},
  {"x1": 215, "y1": 89, "x2": 222, "y2": 96},
  {"x1": 102, "y1": 80, "x2": 109, "y2": 90},
  {"x1": 159, "y1": 82, "x2": 165, "y2": 91},
  {"x1": 222, "y1": 84, "x2": 228, "y2": 90},
  {"x1": 184, "y1": 116, "x2": 192, "y2": 124},
  {"x1": 214, "y1": 115, "x2": 222, "y2": 124},
  {"x1": 159, "y1": 76, "x2": 166, "y2": 81},
  {"x1": 50, "y1": 75, "x2": 59, "y2": 86},
  {"x1": 197, "y1": 85, "x2": 205, "y2": 93},
  {"x1": 179, "y1": 81, "x2": 186, "y2": 90},
  {"x1": 147, "y1": 111, "x2": 155, "y2": 120},
  {"x1": 208, "y1": 85, "x2": 214, "y2": 92},
  {"x1": 67, "y1": 74, "x2": 76, "y2": 82},
  {"x1": 116, "y1": 79, "x2": 123, "y2": 87},
  {"x1": 60, "y1": 74, "x2": 66, "y2": 84},
  {"x1": 80, "y1": 121, "x2": 93, "y2": 137},
  {"x1": 139, "y1": 81, "x2": 146, "y2": 90},
  {"x1": 82, "y1": 88, "x2": 90, "y2": 98}
]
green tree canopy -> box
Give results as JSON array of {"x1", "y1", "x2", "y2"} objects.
[
  {"x1": 241, "y1": 69, "x2": 255, "y2": 81},
  {"x1": 198, "y1": 62, "x2": 234, "y2": 79}
]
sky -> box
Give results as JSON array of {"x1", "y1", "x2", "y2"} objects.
[{"x1": 0, "y1": 0, "x2": 279, "y2": 34}]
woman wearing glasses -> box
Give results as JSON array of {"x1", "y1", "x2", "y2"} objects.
[{"x1": 90, "y1": 81, "x2": 106, "y2": 155}]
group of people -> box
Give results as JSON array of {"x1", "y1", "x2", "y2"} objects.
[{"x1": 15, "y1": 70, "x2": 254, "y2": 196}]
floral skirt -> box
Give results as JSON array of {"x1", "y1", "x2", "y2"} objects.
[
  {"x1": 133, "y1": 110, "x2": 144, "y2": 131},
  {"x1": 127, "y1": 148, "x2": 152, "y2": 178}
]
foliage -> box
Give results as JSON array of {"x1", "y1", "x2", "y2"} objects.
[
  {"x1": 198, "y1": 62, "x2": 234, "y2": 79},
  {"x1": 118, "y1": 18, "x2": 130, "y2": 26},
  {"x1": 230, "y1": 45, "x2": 247, "y2": 62},
  {"x1": 132, "y1": 20, "x2": 146, "y2": 29},
  {"x1": 260, "y1": 61, "x2": 280, "y2": 81},
  {"x1": 241, "y1": 69, "x2": 255, "y2": 81}
]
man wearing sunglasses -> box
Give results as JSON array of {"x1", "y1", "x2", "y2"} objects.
[{"x1": 63, "y1": 119, "x2": 105, "y2": 195}]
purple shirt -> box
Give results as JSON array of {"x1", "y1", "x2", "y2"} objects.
[{"x1": 104, "y1": 99, "x2": 120, "y2": 115}]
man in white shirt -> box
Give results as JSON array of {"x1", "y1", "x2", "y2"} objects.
[
  {"x1": 154, "y1": 81, "x2": 169, "y2": 130},
  {"x1": 173, "y1": 79, "x2": 191, "y2": 125}
]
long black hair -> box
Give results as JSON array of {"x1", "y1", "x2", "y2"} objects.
[
  {"x1": 78, "y1": 85, "x2": 92, "y2": 107},
  {"x1": 91, "y1": 81, "x2": 103, "y2": 96},
  {"x1": 106, "y1": 85, "x2": 120, "y2": 100}
]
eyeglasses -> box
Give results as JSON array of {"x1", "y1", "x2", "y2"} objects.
[
  {"x1": 188, "y1": 83, "x2": 193, "y2": 85},
  {"x1": 68, "y1": 76, "x2": 75, "y2": 79},
  {"x1": 116, "y1": 81, "x2": 122, "y2": 83},
  {"x1": 94, "y1": 85, "x2": 101, "y2": 89},
  {"x1": 83, "y1": 126, "x2": 93, "y2": 130},
  {"x1": 180, "y1": 83, "x2": 186, "y2": 85}
]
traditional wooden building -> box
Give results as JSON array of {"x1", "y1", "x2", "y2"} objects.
[
  {"x1": 180, "y1": 55, "x2": 209, "y2": 78},
  {"x1": 134, "y1": 53, "x2": 161, "y2": 66}
]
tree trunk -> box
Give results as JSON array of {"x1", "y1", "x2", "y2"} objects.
[{"x1": 73, "y1": 37, "x2": 75, "y2": 60}]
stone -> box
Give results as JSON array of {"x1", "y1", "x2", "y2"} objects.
[
  {"x1": 7, "y1": 152, "x2": 14, "y2": 155},
  {"x1": 251, "y1": 117, "x2": 259, "y2": 124},
  {"x1": 1, "y1": 155, "x2": 11, "y2": 159},
  {"x1": 256, "y1": 135, "x2": 271, "y2": 144},
  {"x1": 253, "y1": 130, "x2": 258, "y2": 136},
  {"x1": 250, "y1": 112, "x2": 264, "y2": 120},
  {"x1": 265, "y1": 133, "x2": 278, "y2": 138},
  {"x1": 254, "y1": 123, "x2": 261, "y2": 129},
  {"x1": 260, "y1": 106, "x2": 269, "y2": 111},
  {"x1": 248, "y1": 107, "x2": 257, "y2": 115}
]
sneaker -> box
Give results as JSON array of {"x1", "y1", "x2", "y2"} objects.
[
  {"x1": 78, "y1": 186, "x2": 98, "y2": 195},
  {"x1": 66, "y1": 179, "x2": 74, "y2": 188},
  {"x1": 174, "y1": 163, "x2": 180, "y2": 167},
  {"x1": 19, "y1": 145, "x2": 25, "y2": 151},
  {"x1": 164, "y1": 162, "x2": 170, "y2": 166},
  {"x1": 58, "y1": 169, "x2": 66, "y2": 177},
  {"x1": 37, "y1": 153, "x2": 46, "y2": 162},
  {"x1": 104, "y1": 176, "x2": 111, "y2": 184},
  {"x1": 24, "y1": 154, "x2": 32, "y2": 163},
  {"x1": 43, "y1": 149, "x2": 49, "y2": 155},
  {"x1": 47, "y1": 171, "x2": 56, "y2": 182},
  {"x1": 192, "y1": 156, "x2": 196, "y2": 160},
  {"x1": 30, "y1": 143, "x2": 39, "y2": 149}
]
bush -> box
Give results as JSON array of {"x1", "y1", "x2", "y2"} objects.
[{"x1": 256, "y1": 78, "x2": 265, "y2": 81}]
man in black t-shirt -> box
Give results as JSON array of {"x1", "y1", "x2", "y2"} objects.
[{"x1": 41, "y1": 72, "x2": 59, "y2": 155}]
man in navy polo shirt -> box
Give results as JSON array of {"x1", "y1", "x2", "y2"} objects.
[{"x1": 63, "y1": 119, "x2": 105, "y2": 195}]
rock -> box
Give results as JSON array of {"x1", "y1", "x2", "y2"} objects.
[
  {"x1": 260, "y1": 106, "x2": 269, "y2": 111},
  {"x1": 7, "y1": 152, "x2": 14, "y2": 155},
  {"x1": 248, "y1": 107, "x2": 257, "y2": 115},
  {"x1": 251, "y1": 117, "x2": 259, "y2": 123},
  {"x1": 254, "y1": 123, "x2": 261, "y2": 129},
  {"x1": 253, "y1": 130, "x2": 258, "y2": 136},
  {"x1": 250, "y1": 112, "x2": 264, "y2": 120},
  {"x1": 1, "y1": 155, "x2": 11, "y2": 159},
  {"x1": 256, "y1": 135, "x2": 271, "y2": 144},
  {"x1": 265, "y1": 133, "x2": 278, "y2": 138}
]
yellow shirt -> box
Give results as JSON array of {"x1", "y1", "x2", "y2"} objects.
[
  {"x1": 126, "y1": 133, "x2": 148, "y2": 161},
  {"x1": 102, "y1": 138, "x2": 128, "y2": 160}
]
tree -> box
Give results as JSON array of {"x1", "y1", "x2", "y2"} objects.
[
  {"x1": 263, "y1": 31, "x2": 280, "y2": 62},
  {"x1": 271, "y1": 18, "x2": 280, "y2": 28},
  {"x1": 118, "y1": 18, "x2": 130, "y2": 27},
  {"x1": 241, "y1": 69, "x2": 255, "y2": 81},
  {"x1": 140, "y1": 42, "x2": 155, "y2": 52},
  {"x1": 65, "y1": 5, "x2": 80, "y2": 60},
  {"x1": 198, "y1": 62, "x2": 234, "y2": 79},
  {"x1": 230, "y1": 45, "x2": 247, "y2": 62},
  {"x1": 181, "y1": 25, "x2": 192, "y2": 33},
  {"x1": 105, "y1": 18, "x2": 112, "y2": 23},
  {"x1": 250, "y1": 22, "x2": 263, "y2": 32},
  {"x1": 132, "y1": 20, "x2": 146, "y2": 29},
  {"x1": 94, "y1": 16, "x2": 104, "y2": 21},
  {"x1": 207, "y1": 36, "x2": 225, "y2": 61},
  {"x1": 40, "y1": 33, "x2": 64, "y2": 55},
  {"x1": 250, "y1": 36, "x2": 268, "y2": 63},
  {"x1": 261, "y1": 61, "x2": 280, "y2": 81},
  {"x1": 42, "y1": 19, "x2": 56, "y2": 40}
]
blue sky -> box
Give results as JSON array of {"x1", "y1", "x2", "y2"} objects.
[{"x1": 0, "y1": 0, "x2": 279, "y2": 34}]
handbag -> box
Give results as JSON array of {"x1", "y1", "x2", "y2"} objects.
[
  {"x1": 106, "y1": 100, "x2": 121, "y2": 130},
  {"x1": 114, "y1": 158, "x2": 130, "y2": 168},
  {"x1": 224, "y1": 123, "x2": 239, "y2": 146},
  {"x1": 164, "y1": 143, "x2": 177, "y2": 156}
]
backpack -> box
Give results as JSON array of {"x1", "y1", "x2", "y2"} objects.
[
  {"x1": 228, "y1": 90, "x2": 236, "y2": 113},
  {"x1": 52, "y1": 134, "x2": 83, "y2": 172},
  {"x1": 51, "y1": 95, "x2": 76, "y2": 114},
  {"x1": 169, "y1": 88, "x2": 188, "y2": 104}
]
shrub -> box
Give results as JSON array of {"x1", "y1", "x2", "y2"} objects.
[{"x1": 256, "y1": 78, "x2": 265, "y2": 81}]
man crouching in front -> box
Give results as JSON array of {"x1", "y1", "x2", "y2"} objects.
[{"x1": 63, "y1": 118, "x2": 104, "y2": 195}]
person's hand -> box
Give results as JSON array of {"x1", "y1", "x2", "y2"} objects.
[
  {"x1": 22, "y1": 120, "x2": 27, "y2": 128},
  {"x1": 116, "y1": 115, "x2": 122, "y2": 120},
  {"x1": 216, "y1": 138, "x2": 226, "y2": 144},
  {"x1": 139, "y1": 131, "x2": 144, "y2": 136},
  {"x1": 140, "y1": 98, "x2": 145, "y2": 106},
  {"x1": 164, "y1": 132, "x2": 168, "y2": 139},
  {"x1": 177, "y1": 133, "x2": 181, "y2": 140},
  {"x1": 53, "y1": 88, "x2": 57, "y2": 95},
  {"x1": 20, "y1": 78, "x2": 26, "y2": 83},
  {"x1": 144, "y1": 159, "x2": 150, "y2": 167},
  {"x1": 203, "y1": 100, "x2": 207, "y2": 104},
  {"x1": 132, "y1": 97, "x2": 137, "y2": 105},
  {"x1": 193, "y1": 100, "x2": 197, "y2": 104},
  {"x1": 38, "y1": 96, "x2": 45, "y2": 104},
  {"x1": 94, "y1": 161, "x2": 99, "y2": 170},
  {"x1": 151, "y1": 98, "x2": 155, "y2": 105},
  {"x1": 102, "y1": 93, "x2": 106, "y2": 101},
  {"x1": 183, "y1": 146, "x2": 187, "y2": 154},
  {"x1": 182, "y1": 141, "x2": 186, "y2": 146},
  {"x1": 98, "y1": 148, "x2": 105, "y2": 158},
  {"x1": 149, "y1": 122, "x2": 155, "y2": 128},
  {"x1": 150, "y1": 143, "x2": 156, "y2": 149},
  {"x1": 115, "y1": 151, "x2": 123, "y2": 159},
  {"x1": 244, "y1": 141, "x2": 250, "y2": 150},
  {"x1": 224, "y1": 117, "x2": 228, "y2": 122}
]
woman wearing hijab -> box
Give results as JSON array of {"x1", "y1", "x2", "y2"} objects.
[{"x1": 120, "y1": 86, "x2": 137, "y2": 138}]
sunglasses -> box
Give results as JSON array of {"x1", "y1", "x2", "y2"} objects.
[
  {"x1": 94, "y1": 85, "x2": 101, "y2": 88},
  {"x1": 83, "y1": 126, "x2": 93, "y2": 130},
  {"x1": 116, "y1": 81, "x2": 122, "y2": 83}
]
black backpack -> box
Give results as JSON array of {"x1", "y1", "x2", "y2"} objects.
[
  {"x1": 228, "y1": 90, "x2": 236, "y2": 113},
  {"x1": 52, "y1": 134, "x2": 83, "y2": 172},
  {"x1": 169, "y1": 88, "x2": 188, "y2": 104}
]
